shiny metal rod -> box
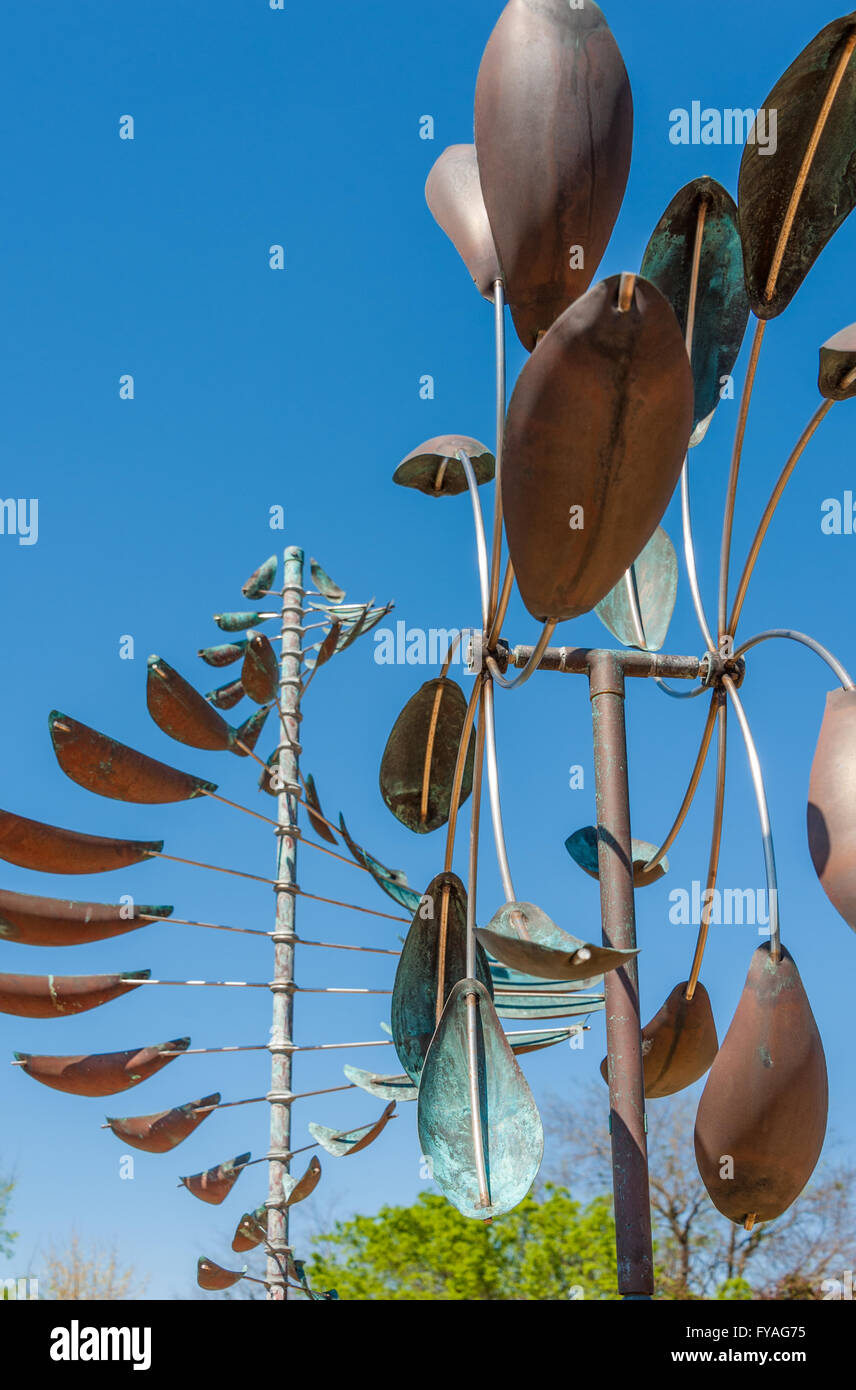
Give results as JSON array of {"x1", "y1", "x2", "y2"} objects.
[
  {"x1": 722, "y1": 675, "x2": 780, "y2": 962},
  {"x1": 734, "y1": 628, "x2": 854, "y2": 690},
  {"x1": 483, "y1": 676, "x2": 516, "y2": 902},
  {"x1": 458, "y1": 450, "x2": 491, "y2": 628},
  {"x1": 686, "y1": 692, "x2": 728, "y2": 1000}
]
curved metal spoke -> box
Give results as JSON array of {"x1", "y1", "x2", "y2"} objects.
[
  {"x1": 734, "y1": 628, "x2": 854, "y2": 690},
  {"x1": 722, "y1": 675, "x2": 781, "y2": 963},
  {"x1": 487, "y1": 278, "x2": 507, "y2": 629},
  {"x1": 686, "y1": 692, "x2": 727, "y2": 1000},
  {"x1": 717, "y1": 318, "x2": 767, "y2": 639},
  {"x1": 486, "y1": 620, "x2": 556, "y2": 690},
  {"x1": 483, "y1": 675, "x2": 516, "y2": 902},
  {"x1": 458, "y1": 450, "x2": 491, "y2": 628},
  {"x1": 643, "y1": 692, "x2": 719, "y2": 874}
]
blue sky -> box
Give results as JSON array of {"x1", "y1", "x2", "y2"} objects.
[{"x1": 1, "y1": 0, "x2": 855, "y2": 1299}]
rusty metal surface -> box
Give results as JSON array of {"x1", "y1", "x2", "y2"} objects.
[
  {"x1": 808, "y1": 687, "x2": 856, "y2": 930},
  {"x1": 641, "y1": 178, "x2": 749, "y2": 432},
  {"x1": 206, "y1": 679, "x2": 245, "y2": 711},
  {"x1": 0, "y1": 809, "x2": 162, "y2": 875},
  {"x1": 197, "y1": 1257, "x2": 246, "y2": 1292},
  {"x1": 417, "y1": 978, "x2": 544, "y2": 1219},
  {"x1": 695, "y1": 944, "x2": 828, "y2": 1223},
  {"x1": 565, "y1": 825, "x2": 668, "y2": 888},
  {"x1": 600, "y1": 981, "x2": 718, "y2": 1099},
  {"x1": 393, "y1": 436, "x2": 495, "y2": 498},
  {"x1": 343, "y1": 1065, "x2": 418, "y2": 1102},
  {"x1": 147, "y1": 656, "x2": 236, "y2": 751},
  {"x1": 106, "y1": 1092, "x2": 220, "y2": 1153},
  {"x1": 0, "y1": 969, "x2": 149, "y2": 1019},
  {"x1": 819, "y1": 323, "x2": 856, "y2": 400},
  {"x1": 474, "y1": 0, "x2": 632, "y2": 350},
  {"x1": 392, "y1": 872, "x2": 493, "y2": 1082},
  {"x1": 380, "y1": 679, "x2": 475, "y2": 833},
  {"x1": 232, "y1": 1207, "x2": 268, "y2": 1253},
  {"x1": 311, "y1": 557, "x2": 345, "y2": 603},
  {"x1": 425, "y1": 144, "x2": 501, "y2": 299},
  {"x1": 198, "y1": 640, "x2": 248, "y2": 668},
  {"x1": 309, "y1": 1101, "x2": 396, "y2": 1158},
  {"x1": 738, "y1": 15, "x2": 856, "y2": 320},
  {"x1": 303, "y1": 773, "x2": 337, "y2": 844},
  {"x1": 0, "y1": 889, "x2": 171, "y2": 947},
  {"x1": 477, "y1": 899, "x2": 637, "y2": 983},
  {"x1": 50, "y1": 712, "x2": 217, "y2": 804},
  {"x1": 14, "y1": 1037, "x2": 190, "y2": 1096},
  {"x1": 594, "y1": 528, "x2": 678, "y2": 654},
  {"x1": 241, "y1": 633, "x2": 279, "y2": 705},
  {"x1": 502, "y1": 275, "x2": 694, "y2": 621},
  {"x1": 231, "y1": 705, "x2": 272, "y2": 757},
  {"x1": 338, "y1": 814, "x2": 423, "y2": 913},
  {"x1": 180, "y1": 1152, "x2": 251, "y2": 1205},
  {"x1": 242, "y1": 555, "x2": 277, "y2": 599}
]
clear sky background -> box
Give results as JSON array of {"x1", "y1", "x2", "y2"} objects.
[{"x1": 1, "y1": 0, "x2": 854, "y2": 1300}]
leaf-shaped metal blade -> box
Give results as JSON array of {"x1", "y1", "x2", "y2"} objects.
[
  {"x1": 392, "y1": 872, "x2": 494, "y2": 1083},
  {"x1": 594, "y1": 527, "x2": 678, "y2": 653},
  {"x1": 474, "y1": 0, "x2": 633, "y2": 350},
  {"x1": 242, "y1": 555, "x2": 277, "y2": 600},
  {"x1": 180, "y1": 1152, "x2": 251, "y2": 1206},
  {"x1": 380, "y1": 678, "x2": 476, "y2": 834},
  {"x1": 198, "y1": 640, "x2": 248, "y2": 669},
  {"x1": 147, "y1": 656, "x2": 236, "y2": 752},
  {"x1": 417, "y1": 978, "x2": 544, "y2": 1219},
  {"x1": 338, "y1": 814, "x2": 423, "y2": 913},
  {"x1": 502, "y1": 275, "x2": 694, "y2": 621},
  {"x1": 302, "y1": 774, "x2": 337, "y2": 844},
  {"x1": 310, "y1": 558, "x2": 345, "y2": 603},
  {"x1": 49, "y1": 713, "x2": 217, "y2": 804},
  {"x1": 241, "y1": 632, "x2": 279, "y2": 705},
  {"x1": 489, "y1": 963, "x2": 603, "y2": 995},
  {"x1": 337, "y1": 604, "x2": 393, "y2": 652},
  {"x1": 308, "y1": 1101, "x2": 396, "y2": 1158},
  {"x1": 232, "y1": 705, "x2": 272, "y2": 757},
  {"x1": 215, "y1": 612, "x2": 273, "y2": 634},
  {"x1": 565, "y1": 826, "x2": 668, "y2": 889},
  {"x1": 106, "y1": 1093, "x2": 220, "y2": 1154},
  {"x1": 0, "y1": 809, "x2": 162, "y2": 875},
  {"x1": 738, "y1": 15, "x2": 856, "y2": 320},
  {"x1": 492, "y1": 989, "x2": 605, "y2": 1021},
  {"x1": 393, "y1": 436, "x2": 495, "y2": 498},
  {"x1": 695, "y1": 944, "x2": 828, "y2": 1223},
  {"x1": 509, "y1": 1026, "x2": 580, "y2": 1055},
  {"x1": 13, "y1": 1038, "x2": 190, "y2": 1097},
  {"x1": 818, "y1": 322, "x2": 856, "y2": 400},
  {"x1": 425, "y1": 144, "x2": 501, "y2": 299},
  {"x1": 476, "y1": 900, "x2": 637, "y2": 982},
  {"x1": 0, "y1": 890, "x2": 171, "y2": 947},
  {"x1": 206, "y1": 679, "x2": 245, "y2": 711},
  {"x1": 600, "y1": 981, "x2": 718, "y2": 1099},
  {"x1": 0, "y1": 969, "x2": 150, "y2": 1019},
  {"x1": 314, "y1": 622, "x2": 342, "y2": 668},
  {"x1": 232, "y1": 1207, "x2": 268, "y2": 1254},
  {"x1": 343, "y1": 1065, "x2": 418, "y2": 1102},
  {"x1": 641, "y1": 178, "x2": 749, "y2": 432},
  {"x1": 808, "y1": 687, "x2": 856, "y2": 931},
  {"x1": 197, "y1": 1257, "x2": 247, "y2": 1292},
  {"x1": 283, "y1": 1154, "x2": 323, "y2": 1205}
]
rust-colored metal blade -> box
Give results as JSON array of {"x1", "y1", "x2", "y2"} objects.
[
  {"x1": 0, "y1": 969, "x2": 149, "y2": 1019},
  {"x1": 302, "y1": 774, "x2": 337, "y2": 844},
  {"x1": 393, "y1": 436, "x2": 495, "y2": 499},
  {"x1": 206, "y1": 679, "x2": 245, "y2": 711},
  {"x1": 308, "y1": 1101, "x2": 396, "y2": 1158},
  {"x1": 502, "y1": 275, "x2": 694, "y2": 621},
  {"x1": 477, "y1": 900, "x2": 636, "y2": 982},
  {"x1": 380, "y1": 679, "x2": 475, "y2": 833},
  {"x1": 106, "y1": 1092, "x2": 220, "y2": 1153},
  {"x1": 197, "y1": 1257, "x2": 246, "y2": 1291},
  {"x1": 808, "y1": 687, "x2": 856, "y2": 930},
  {"x1": 425, "y1": 144, "x2": 501, "y2": 299},
  {"x1": 284, "y1": 1154, "x2": 322, "y2": 1205},
  {"x1": 599, "y1": 981, "x2": 718, "y2": 1098},
  {"x1": 0, "y1": 809, "x2": 162, "y2": 875},
  {"x1": 310, "y1": 558, "x2": 346, "y2": 603},
  {"x1": 232, "y1": 704, "x2": 271, "y2": 757},
  {"x1": 180, "y1": 1152, "x2": 251, "y2": 1205},
  {"x1": 565, "y1": 826, "x2": 668, "y2": 889},
  {"x1": 232, "y1": 1207, "x2": 268, "y2": 1253},
  {"x1": 147, "y1": 657, "x2": 236, "y2": 751},
  {"x1": 49, "y1": 713, "x2": 217, "y2": 804},
  {"x1": 242, "y1": 554, "x2": 277, "y2": 599},
  {"x1": 241, "y1": 633, "x2": 279, "y2": 705},
  {"x1": 694, "y1": 944, "x2": 828, "y2": 1224},
  {"x1": 475, "y1": 0, "x2": 633, "y2": 350},
  {"x1": 0, "y1": 889, "x2": 171, "y2": 947},
  {"x1": 198, "y1": 640, "x2": 248, "y2": 669},
  {"x1": 14, "y1": 1037, "x2": 190, "y2": 1097}
]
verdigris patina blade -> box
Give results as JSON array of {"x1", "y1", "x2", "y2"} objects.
[
  {"x1": 380, "y1": 679, "x2": 475, "y2": 833},
  {"x1": 600, "y1": 982, "x2": 718, "y2": 1099},
  {"x1": 489, "y1": 963, "x2": 603, "y2": 994},
  {"x1": 49, "y1": 713, "x2": 217, "y2": 804},
  {"x1": 180, "y1": 1152, "x2": 251, "y2": 1205},
  {"x1": 492, "y1": 989, "x2": 604, "y2": 1021},
  {"x1": 343, "y1": 1065, "x2": 418, "y2": 1102},
  {"x1": 393, "y1": 436, "x2": 495, "y2": 498},
  {"x1": 641, "y1": 178, "x2": 749, "y2": 432},
  {"x1": 241, "y1": 632, "x2": 279, "y2": 705},
  {"x1": 338, "y1": 814, "x2": 423, "y2": 913},
  {"x1": 0, "y1": 810, "x2": 162, "y2": 875},
  {"x1": 214, "y1": 612, "x2": 274, "y2": 634},
  {"x1": 391, "y1": 872, "x2": 493, "y2": 1083},
  {"x1": 417, "y1": 978, "x2": 544, "y2": 1219},
  {"x1": 302, "y1": 773, "x2": 337, "y2": 844},
  {"x1": 105, "y1": 1093, "x2": 220, "y2": 1154},
  {"x1": 565, "y1": 826, "x2": 668, "y2": 888},
  {"x1": 425, "y1": 144, "x2": 501, "y2": 299},
  {"x1": 232, "y1": 705, "x2": 272, "y2": 757},
  {"x1": 0, "y1": 890, "x2": 171, "y2": 947},
  {"x1": 310, "y1": 558, "x2": 346, "y2": 603},
  {"x1": 14, "y1": 1037, "x2": 190, "y2": 1097},
  {"x1": 508, "y1": 1026, "x2": 581, "y2": 1055},
  {"x1": 206, "y1": 679, "x2": 245, "y2": 711},
  {"x1": 308, "y1": 1101, "x2": 396, "y2": 1157},
  {"x1": 147, "y1": 656, "x2": 237, "y2": 751},
  {"x1": 242, "y1": 555, "x2": 277, "y2": 599},
  {"x1": 0, "y1": 969, "x2": 150, "y2": 1019},
  {"x1": 594, "y1": 528, "x2": 678, "y2": 653},
  {"x1": 283, "y1": 1154, "x2": 322, "y2": 1205},
  {"x1": 738, "y1": 15, "x2": 856, "y2": 320},
  {"x1": 477, "y1": 899, "x2": 637, "y2": 982}
]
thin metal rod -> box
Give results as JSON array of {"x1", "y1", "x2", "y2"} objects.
[
  {"x1": 465, "y1": 677, "x2": 491, "y2": 1210},
  {"x1": 679, "y1": 195, "x2": 717, "y2": 654},
  {"x1": 487, "y1": 278, "x2": 507, "y2": 628},
  {"x1": 717, "y1": 317, "x2": 767, "y2": 639},
  {"x1": 486, "y1": 620, "x2": 557, "y2": 690},
  {"x1": 127, "y1": 978, "x2": 268, "y2": 988},
  {"x1": 294, "y1": 832, "x2": 370, "y2": 872},
  {"x1": 202, "y1": 790, "x2": 279, "y2": 828},
  {"x1": 287, "y1": 1039, "x2": 394, "y2": 1053},
  {"x1": 296, "y1": 937, "x2": 400, "y2": 957},
  {"x1": 458, "y1": 450, "x2": 491, "y2": 628},
  {"x1": 139, "y1": 914, "x2": 271, "y2": 937},
  {"x1": 487, "y1": 561, "x2": 515, "y2": 648},
  {"x1": 623, "y1": 565, "x2": 702, "y2": 702},
  {"x1": 298, "y1": 987, "x2": 392, "y2": 995},
  {"x1": 643, "y1": 694, "x2": 719, "y2": 873},
  {"x1": 686, "y1": 692, "x2": 728, "y2": 1001},
  {"x1": 508, "y1": 645, "x2": 703, "y2": 681},
  {"x1": 159, "y1": 1045, "x2": 267, "y2": 1056},
  {"x1": 443, "y1": 678, "x2": 482, "y2": 873},
  {"x1": 149, "y1": 852, "x2": 275, "y2": 885},
  {"x1": 733, "y1": 628, "x2": 854, "y2": 690},
  {"x1": 482, "y1": 676, "x2": 515, "y2": 902},
  {"x1": 722, "y1": 675, "x2": 781, "y2": 962},
  {"x1": 295, "y1": 890, "x2": 409, "y2": 923}
]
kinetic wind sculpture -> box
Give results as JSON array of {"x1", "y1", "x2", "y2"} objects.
[{"x1": 6, "y1": 2, "x2": 856, "y2": 1305}]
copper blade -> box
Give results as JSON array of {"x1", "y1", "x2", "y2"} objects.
[
  {"x1": 303, "y1": 774, "x2": 337, "y2": 845},
  {"x1": 180, "y1": 1152, "x2": 251, "y2": 1205},
  {"x1": 0, "y1": 889, "x2": 171, "y2": 947},
  {"x1": 147, "y1": 656, "x2": 236, "y2": 751},
  {"x1": 0, "y1": 969, "x2": 149, "y2": 1019},
  {"x1": 478, "y1": 900, "x2": 636, "y2": 982},
  {"x1": 232, "y1": 1207, "x2": 268, "y2": 1253},
  {"x1": 106, "y1": 1092, "x2": 220, "y2": 1153},
  {"x1": 198, "y1": 641, "x2": 248, "y2": 669},
  {"x1": 49, "y1": 712, "x2": 217, "y2": 804},
  {"x1": 393, "y1": 436, "x2": 495, "y2": 498},
  {"x1": 425, "y1": 144, "x2": 501, "y2": 299},
  {"x1": 205, "y1": 679, "x2": 245, "y2": 711},
  {"x1": 242, "y1": 554, "x2": 277, "y2": 599},
  {"x1": 600, "y1": 981, "x2": 718, "y2": 1099},
  {"x1": 0, "y1": 809, "x2": 162, "y2": 875},
  {"x1": 14, "y1": 1037, "x2": 190, "y2": 1097},
  {"x1": 380, "y1": 679, "x2": 476, "y2": 833},
  {"x1": 565, "y1": 825, "x2": 669, "y2": 889},
  {"x1": 308, "y1": 1101, "x2": 395, "y2": 1158},
  {"x1": 197, "y1": 1257, "x2": 246, "y2": 1291},
  {"x1": 808, "y1": 687, "x2": 856, "y2": 931},
  {"x1": 241, "y1": 632, "x2": 279, "y2": 705}
]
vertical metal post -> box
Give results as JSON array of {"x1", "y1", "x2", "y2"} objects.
[
  {"x1": 588, "y1": 650, "x2": 654, "y2": 1299},
  {"x1": 265, "y1": 545, "x2": 304, "y2": 1299}
]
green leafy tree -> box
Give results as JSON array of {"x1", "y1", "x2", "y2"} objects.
[
  {"x1": 306, "y1": 1186, "x2": 618, "y2": 1300},
  {"x1": 0, "y1": 1177, "x2": 16, "y2": 1260}
]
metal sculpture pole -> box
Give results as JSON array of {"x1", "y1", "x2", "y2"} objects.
[{"x1": 266, "y1": 545, "x2": 304, "y2": 1299}]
